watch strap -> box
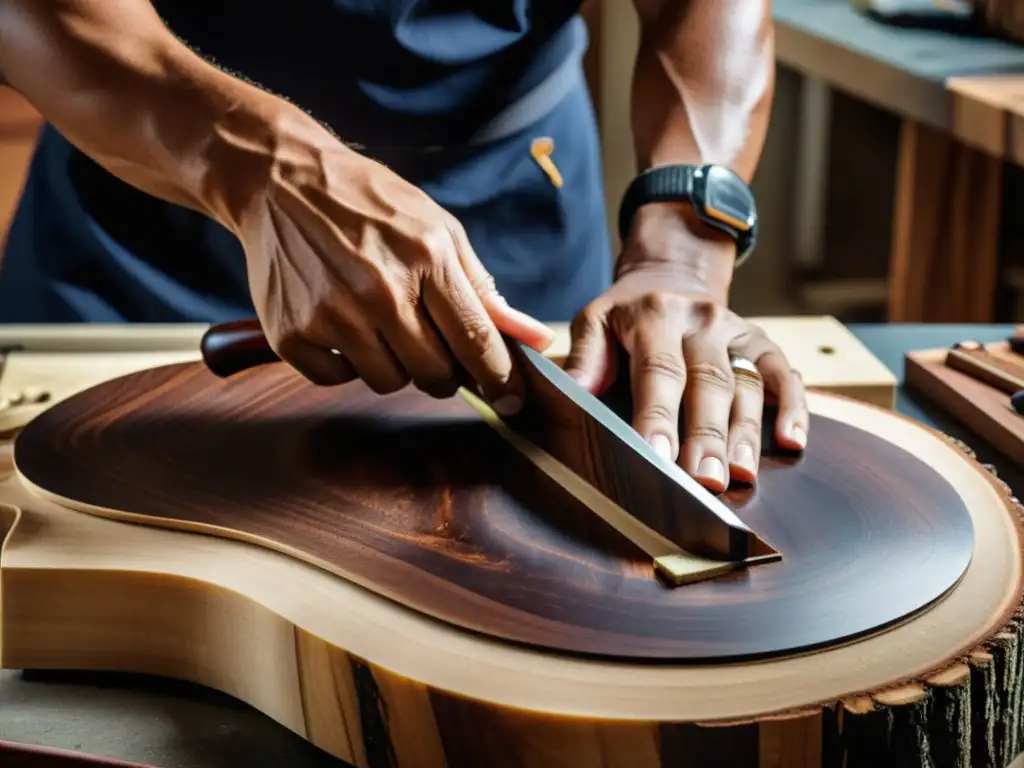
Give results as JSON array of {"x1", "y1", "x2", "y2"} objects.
[{"x1": 617, "y1": 166, "x2": 695, "y2": 243}]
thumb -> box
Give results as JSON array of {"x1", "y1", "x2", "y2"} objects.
[
  {"x1": 563, "y1": 306, "x2": 616, "y2": 395},
  {"x1": 449, "y1": 221, "x2": 554, "y2": 352}
]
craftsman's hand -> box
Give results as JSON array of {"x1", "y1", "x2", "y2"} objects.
[
  {"x1": 563, "y1": 206, "x2": 808, "y2": 492},
  {"x1": 228, "y1": 109, "x2": 553, "y2": 410}
]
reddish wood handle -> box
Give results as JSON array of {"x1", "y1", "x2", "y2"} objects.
[{"x1": 200, "y1": 319, "x2": 281, "y2": 378}]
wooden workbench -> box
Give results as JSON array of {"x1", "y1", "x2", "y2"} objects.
[{"x1": 774, "y1": 0, "x2": 1024, "y2": 323}]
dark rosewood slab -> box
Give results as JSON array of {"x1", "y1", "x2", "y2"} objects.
[
  {"x1": 200, "y1": 318, "x2": 775, "y2": 561},
  {"x1": 13, "y1": 362, "x2": 974, "y2": 661}
]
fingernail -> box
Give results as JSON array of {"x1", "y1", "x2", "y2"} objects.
[
  {"x1": 650, "y1": 434, "x2": 672, "y2": 461},
  {"x1": 696, "y1": 456, "x2": 726, "y2": 486},
  {"x1": 790, "y1": 425, "x2": 807, "y2": 449},
  {"x1": 732, "y1": 444, "x2": 756, "y2": 474},
  {"x1": 492, "y1": 395, "x2": 522, "y2": 415}
]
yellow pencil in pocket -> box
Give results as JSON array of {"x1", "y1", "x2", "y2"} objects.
[{"x1": 530, "y1": 137, "x2": 563, "y2": 188}]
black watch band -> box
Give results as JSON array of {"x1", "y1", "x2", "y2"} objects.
[{"x1": 617, "y1": 164, "x2": 758, "y2": 266}]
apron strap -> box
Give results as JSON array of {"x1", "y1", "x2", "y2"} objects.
[{"x1": 466, "y1": 50, "x2": 583, "y2": 145}]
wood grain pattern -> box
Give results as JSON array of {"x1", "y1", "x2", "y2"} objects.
[
  {"x1": 0, "y1": 389, "x2": 1020, "y2": 768},
  {"x1": 201, "y1": 318, "x2": 777, "y2": 562},
  {"x1": 905, "y1": 341, "x2": 1024, "y2": 470},
  {"x1": 888, "y1": 119, "x2": 1003, "y2": 323},
  {"x1": 12, "y1": 358, "x2": 974, "y2": 662},
  {"x1": 948, "y1": 74, "x2": 1024, "y2": 166},
  {"x1": 1, "y1": 322, "x2": 1015, "y2": 767}
]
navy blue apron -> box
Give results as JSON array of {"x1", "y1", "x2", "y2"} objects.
[{"x1": 0, "y1": 2, "x2": 612, "y2": 325}]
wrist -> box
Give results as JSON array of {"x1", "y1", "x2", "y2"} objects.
[{"x1": 618, "y1": 202, "x2": 736, "y2": 302}]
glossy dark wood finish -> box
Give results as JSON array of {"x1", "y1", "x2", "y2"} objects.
[
  {"x1": 0, "y1": 741, "x2": 156, "y2": 767},
  {"x1": 200, "y1": 318, "x2": 773, "y2": 561},
  {"x1": 14, "y1": 362, "x2": 975, "y2": 661}
]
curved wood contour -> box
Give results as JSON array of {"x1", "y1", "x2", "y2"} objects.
[
  {"x1": 0, "y1": 393, "x2": 1020, "y2": 767},
  {"x1": 12, "y1": 364, "x2": 975, "y2": 662},
  {"x1": 201, "y1": 318, "x2": 779, "y2": 562}
]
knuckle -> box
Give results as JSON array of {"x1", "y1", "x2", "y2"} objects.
[
  {"x1": 469, "y1": 270, "x2": 499, "y2": 299},
  {"x1": 571, "y1": 302, "x2": 606, "y2": 336},
  {"x1": 733, "y1": 371, "x2": 765, "y2": 392},
  {"x1": 638, "y1": 291, "x2": 683, "y2": 317},
  {"x1": 417, "y1": 223, "x2": 456, "y2": 260},
  {"x1": 687, "y1": 299, "x2": 732, "y2": 331},
  {"x1": 457, "y1": 315, "x2": 499, "y2": 362},
  {"x1": 689, "y1": 424, "x2": 729, "y2": 445},
  {"x1": 732, "y1": 414, "x2": 764, "y2": 436},
  {"x1": 637, "y1": 351, "x2": 686, "y2": 381},
  {"x1": 636, "y1": 401, "x2": 677, "y2": 427},
  {"x1": 688, "y1": 361, "x2": 734, "y2": 391}
]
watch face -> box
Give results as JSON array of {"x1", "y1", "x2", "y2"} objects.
[{"x1": 699, "y1": 165, "x2": 756, "y2": 233}]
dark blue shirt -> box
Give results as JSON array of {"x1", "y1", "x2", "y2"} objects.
[{"x1": 0, "y1": 2, "x2": 612, "y2": 324}]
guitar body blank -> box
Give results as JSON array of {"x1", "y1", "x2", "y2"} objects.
[{"x1": 0, "y1": 367, "x2": 1020, "y2": 766}]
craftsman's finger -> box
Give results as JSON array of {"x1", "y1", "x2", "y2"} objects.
[
  {"x1": 680, "y1": 332, "x2": 736, "y2": 492},
  {"x1": 448, "y1": 221, "x2": 554, "y2": 352},
  {"x1": 315, "y1": 310, "x2": 411, "y2": 394},
  {"x1": 563, "y1": 302, "x2": 618, "y2": 395},
  {"x1": 421, "y1": 229, "x2": 523, "y2": 413},
  {"x1": 622, "y1": 319, "x2": 686, "y2": 463},
  {"x1": 727, "y1": 361, "x2": 765, "y2": 484},
  {"x1": 377, "y1": 300, "x2": 462, "y2": 398},
  {"x1": 275, "y1": 334, "x2": 358, "y2": 387},
  {"x1": 760, "y1": 352, "x2": 808, "y2": 451}
]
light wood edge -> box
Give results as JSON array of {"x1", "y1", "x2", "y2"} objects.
[
  {"x1": 0, "y1": 324, "x2": 211, "y2": 351},
  {"x1": 947, "y1": 75, "x2": 1024, "y2": 165},
  {"x1": 1, "y1": 391, "x2": 1019, "y2": 729},
  {"x1": 0, "y1": 403, "x2": 48, "y2": 439}
]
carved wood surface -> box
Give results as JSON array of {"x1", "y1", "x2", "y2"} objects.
[
  {"x1": 12, "y1": 359, "x2": 975, "y2": 662},
  {"x1": 0, "y1": 322, "x2": 1017, "y2": 766},
  {"x1": 1, "y1": 390, "x2": 1021, "y2": 767}
]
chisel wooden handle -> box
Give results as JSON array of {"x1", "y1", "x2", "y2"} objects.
[
  {"x1": 946, "y1": 341, "x2": 1024, "y2": 395},
  {"x1": 200, "y1": 319, "x2": 280, "y2": 378}
]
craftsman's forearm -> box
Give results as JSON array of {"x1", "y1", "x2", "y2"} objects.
[
  {"x1": 630, "y1": 0, "x2": 775, "y2": 179},
  {"x1": 0, "y1": 0, "x2": 314, "y2": 233},
  {"x1": 624, "y1": 0, "x2": 775, "y2": 296}
]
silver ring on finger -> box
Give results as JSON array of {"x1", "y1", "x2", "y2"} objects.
[{"x1": 729, "y1": 355, "x2": 763, "y2": 385}]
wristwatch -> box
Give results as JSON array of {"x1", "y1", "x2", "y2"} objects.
[{"x1": 617, "y1": 164, "x2": 759, "y2": 267}]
